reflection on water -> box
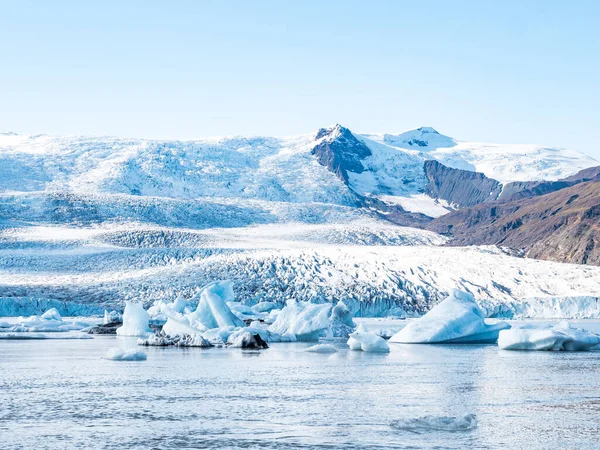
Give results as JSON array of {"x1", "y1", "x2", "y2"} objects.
[{"x1": 1, "y1": 327, "x2": 600, "y2": 449}]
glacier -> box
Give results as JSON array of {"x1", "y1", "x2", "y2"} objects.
[{"x1": 0, "y1": 126, "x2": 599, "y2": 319}]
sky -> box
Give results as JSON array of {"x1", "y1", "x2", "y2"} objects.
[{"x1": 1, "y1": 0, "x2": 599, "y2": 158}]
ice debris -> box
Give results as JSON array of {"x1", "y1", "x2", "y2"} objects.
[
  {"x1": 306, "y1": 343, "x2": 338, "y2": 353},
  {"x1": 104, "y1": 348, "x2": 147, "y2": 361},
  {"x1": 138, "y1": 331, "x2": 212, "y2": 347},
  {"x1": 389, "y1": 289, "x2": 509, "y2": 344}
]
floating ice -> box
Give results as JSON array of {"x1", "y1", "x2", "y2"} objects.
[
  {"x1": 390, "y1": 414, "x2": 478, "y2": 433},
  {"x1": 306, "y1": 343, "x2": 338, "y2": 353},
  {"x1": 498, "y1": 322, "x2": 600, "y2": 351},
  {"x1": 8, "y1": 307, "x2": 98, "y2": 333},
  {"x1": 0, "y1": 332, "x2": 92, "y2": 340},
  {"x1": 116, "y1": 302, "x2": 152, "y2": 337},
  {"x1": 138, "y1": 331, "x2": 212, "y2": 347},
  {"x1": 347, "y1": 329, "x2": 390, "y2": 353},
  {"x1": 103, "y1": 310, "x2": 122, "y2": 325},
  {"x1": 329, "y1": 301, "x2": 356, "y2": 338},
  {"x1": 389, "y1": 289, "x2": 509, "y2": 344},
  {"x1": 227, "y1": 330, "x2": 269, "y2": 349},
  {"x1": 268, "y1": 300, "x2": 332, "y2": 341},
  {"x1": 40, "y1": 308, "x2": 61, "y2": 321},
  {"x1": 104, "y1": 348, "x2": 147, "y2": 361}
]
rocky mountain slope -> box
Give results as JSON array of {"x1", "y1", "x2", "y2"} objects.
[{"x1": 428, "y1": 179, "x2": 600, "y2": 265}]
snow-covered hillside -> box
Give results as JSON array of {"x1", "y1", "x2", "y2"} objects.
[{"x1": 1, "y1": 126, "x2": 595, "y2": 213}]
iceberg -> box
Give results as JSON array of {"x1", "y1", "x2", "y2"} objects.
[
  {"x1": 226, "y1": 330, "x2": 269, "y2": 349},
  {"x1": 162, "y1": 281, "x2": 245, "y2": 336},
  {"x1": 116, "y1": 302, "x2": 152, "y2": 337},
  {"x1": 347, "y1": 329, "x2": 390, "y2": 353},
  {"x1": 40, "y1": 308, "x2": 62, "y2": 321},
  {"x1": 268, "y1": 300, "x2": 332, "y2": 341},
  {"x1": 103, "y1": 310, "x2": 122, "y2": 325},
  {"x1": 104, "y1": 348, "x2": 147, "y2": 361},
  {"x1": 498, "y1": 322, "x2": 600, "y2": 351},
  {"x1": 389, "y1": 290, "x2": 509, "y2": 344},
  {"x1": 329, "y1": 301, "x2": 356, "y2": 338},
  {"x1": 306, "y1": 343, "x2": 338, "y2": 353}
]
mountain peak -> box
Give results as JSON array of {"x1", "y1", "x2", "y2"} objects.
[
  {"x1": 383, "y1": 127, "x2": 456, "y2": 150},
  {"x1": 315, "y1": 124, "x2": 352, "y2": 141}
]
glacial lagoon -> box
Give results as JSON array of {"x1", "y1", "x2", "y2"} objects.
[{"x1": 1, "y1": 319, "x2": 600, "y2": 450}]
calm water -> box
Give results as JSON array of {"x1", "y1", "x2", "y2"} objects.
[{"x1": 1, "y1": 322, "x2": 600, "y2": 449}]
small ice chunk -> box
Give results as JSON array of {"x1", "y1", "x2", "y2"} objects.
[
  {"x1": 498, "y1": 322, "x2": 600, "y2": 351},
  {"x1": 390, "y1": 414, "x2": 478, "y2": 432},
  {"x1": 116, "y1": 302, "x2": 152, "y2": 337},
  {"x1": 268, "y1": 300, "x2": 331, "y2": 341},
  {"x1": 329, "y1": 301, "x2": 356, "y2": 338},
  {"x1": 138, "y1": 331, "x2": 212, "y2": 347},
  {"x1": 103, "y1": 310, "x2": 122, "y2": 325},
  {"x1": 227, "y1": 330, "x2": 269, "y2": 349},
  {"x1": 389, "y1": 290, "x2": 509, "y2": 344},
  {"x1": 347, "y1": 331, "x2": 390, "y2": 353},
  {"x1": 306, "y1": 343, "x2": 338, "y2": 353},
  {"x1": 104, "y1": 348, "x2": 147, "y2": 361},
  {"x1": 41, "y1": 308, "x2": 62, "y2": 321}
]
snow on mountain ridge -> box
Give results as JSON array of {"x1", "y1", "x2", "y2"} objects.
[{"x1": 0, "y1": 126, "x2": 596, "y2": 219}]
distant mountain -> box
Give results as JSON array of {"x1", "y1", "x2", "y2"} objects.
[{"x1": 428, "y1": 177, "x2": 600, "y2": 265}]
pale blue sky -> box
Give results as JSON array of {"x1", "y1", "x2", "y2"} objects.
[{"x1": 1, "y1": 0, "x2": 599, "y2": 157}]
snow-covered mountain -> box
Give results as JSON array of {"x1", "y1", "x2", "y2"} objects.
[
  {"x1": 1, "y1": 126, "x2": 599, "y2": 317},
  {"x1": 1, "y1": 126, "x2": 595, "y2": 219}
]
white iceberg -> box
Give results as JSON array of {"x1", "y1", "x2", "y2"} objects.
[
  {"x1": 347, "y1": 329, "x2": 390, "y2": 353},
  {"x1": 389, "y1": 290, "x2": 509, "y2": 344},
  {"x1": 40, "y1": 308, "x2": 62, "y2": 321},
  {"x1": 116, "y1": 302, "x2": 152, "y2": 337},
  {"x1": 498, "y1": 322, "x2": 600, "y2": 351},
  {"x1": 306, "y1": 343, "x2": 338, "y2": 353},
  {"x1": 104, "y1": 348, "x2": 147, "y2": 361},
  {"x1": 162, "y1": 281, "x2": 245, "y2": 337},
  {"x1": 268, "y1": 300, "x2": 331, "y2": 341}
]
